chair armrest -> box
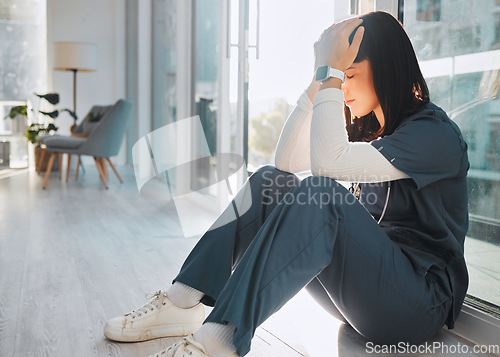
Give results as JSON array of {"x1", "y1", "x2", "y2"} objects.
[{"x1": 71, "y1": 133, "x2": 89, "y2": 138}]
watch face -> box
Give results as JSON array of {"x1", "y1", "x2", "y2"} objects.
[{"x1": 315, "y1": 66, "x2": 328, "y2": 81}]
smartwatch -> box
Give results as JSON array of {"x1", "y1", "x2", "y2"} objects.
[{"x1": 315, "y1": 66, "x2": 346, "y2": 83}]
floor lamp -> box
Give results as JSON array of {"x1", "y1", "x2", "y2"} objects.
[
  {"x1": 53, "y1": 42, "x2": 98, "y2": 126},
  {"x1": 53, "y1": 42, "x2": 97, "y2": 174}
]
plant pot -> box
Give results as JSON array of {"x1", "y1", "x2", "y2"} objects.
[{"x1": 34, "y1": 145, "x2": 59, "y2": 171}]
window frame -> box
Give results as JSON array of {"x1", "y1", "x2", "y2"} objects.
[{"x1": 370, "y1": 0, "x2": 500, "y2": 344}]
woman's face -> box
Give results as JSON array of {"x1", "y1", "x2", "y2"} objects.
[{"x1": 342, "y1": 59, "x2": 384, "y2": 125}]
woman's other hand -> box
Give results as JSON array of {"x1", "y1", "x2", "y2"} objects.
[{"x1": 314, "y1": 18, "x2": 364, "y2": 72}]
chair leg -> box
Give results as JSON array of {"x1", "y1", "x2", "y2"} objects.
[
  {"x1": 58, "y1": 153, "x2": 63, "y2": 179},
  {"x1": 94, "y1": 157, "x2": 108, "y2": 190},
  {"x1": 37, "y1": 148, "x2": 46, "y2": 174},
  {"x1": 43, "y1": 152, "x2": 57, "y2": 189},
  {"x1": 66, "y1": 154, "x2": 71, "y2": 182},
  {"x1": 79, "y1": 156, "x2": 85, "y2": 172},
  {"x1": 106, "y1": 158, "x2": 123, "y2": 183},
  {"x1": 100, "y1": 158, "x2": 108, "y2": 179},
  {"x1": 75, "y1": 156, "x2": 81, "y2": 181}
]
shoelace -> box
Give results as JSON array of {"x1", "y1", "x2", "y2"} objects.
[
  {"x1": 149, "y1": 337, "x2": 202, "y2": 357},
  {"x1": 125, "y1": 290, "x2": 169, "y2": 319}
]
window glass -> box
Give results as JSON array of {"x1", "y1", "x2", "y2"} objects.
[
  {"x1": 189, "y1": 0, "x2": 219, "y2": 195},
  {"x1": 152, "y1": 0, "x2": 177, "y2": 130},
  {"x1": 0, "y1": 0, "x2": 46, "y2": 168},
  {"x1": 404, "y1": 0, "x2": 500, "y2": 307},
  {"x1": 246, "y1": 0, "x2": 336, "y2": 171},
  {"x1": 0, "y1": 0, "x2": 47, "y2": 100},
  {"x1": 150, "y1": 0, "x2": 178, "y2": 186}
]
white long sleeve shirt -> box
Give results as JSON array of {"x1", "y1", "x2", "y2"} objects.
[{"x1": 274, "y1": 88, "x2": 409, "y2": 183}]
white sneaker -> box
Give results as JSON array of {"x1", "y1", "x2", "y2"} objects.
[
  {"x1": 149, "y1": 335, "x2": 239, "y2": 357},
  {"x1": 104, "y1": 290, "x2": 204, "y2": 342}
]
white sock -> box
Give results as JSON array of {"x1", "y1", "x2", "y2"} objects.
[
  {"x1": 193, "y1": 322, "x2": 238, "y2": 357},
  {"x1": 166, "y1": 282, "x2": 205, "y2": 309}
]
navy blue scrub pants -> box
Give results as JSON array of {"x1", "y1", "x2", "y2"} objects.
[{"x1": 174, "y1": 165, "x2": 451, "y2": 356}]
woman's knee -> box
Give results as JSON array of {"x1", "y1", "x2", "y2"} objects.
[
  {"x1": 291, "y1": 175, "x2": 355, "y2": 208},
  {"x1": 252, "y1": 165, "x2": 279, "y2": 178},
  {"x1": 251, "y1": 165, "x2": 300, "y2": 190},
  {"x1": 295, "y1": 175, "x2": 348, "y2": 195},
  {"x1": 247, "y1": 165, "x2": 301, "y2": 207},
  {"x1": 298, "y1": 175, "x2": 339, "y2": 188}
]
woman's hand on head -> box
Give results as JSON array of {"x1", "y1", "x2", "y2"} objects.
[{"x1": 314, "y1": 18, "x2": 364, "y2": 72}]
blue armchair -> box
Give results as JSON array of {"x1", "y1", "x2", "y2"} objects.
[{"x1": 41, "y1": 99, "x2": 133, "y2": 189}]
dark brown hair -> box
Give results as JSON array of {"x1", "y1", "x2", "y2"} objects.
[{"x1": 345, "y1": 11, "x2": 429, "y2": 142}]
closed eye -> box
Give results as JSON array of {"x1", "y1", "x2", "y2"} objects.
[{"x1": 346, "y1": 74, "x2": 354, "y2": 79}]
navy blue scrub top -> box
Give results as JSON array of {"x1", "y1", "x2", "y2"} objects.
[{"x1": 362, "y1": 102, "x2": 469, "y2": 329}]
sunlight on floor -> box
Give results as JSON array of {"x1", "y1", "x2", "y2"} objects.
[{"x1": 272, "y1": 289, "x2": 345, "y2": 357}]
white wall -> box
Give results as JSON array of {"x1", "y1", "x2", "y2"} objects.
[{"x1": 47, "y1": 0, "x2": 127, "y2": 163}]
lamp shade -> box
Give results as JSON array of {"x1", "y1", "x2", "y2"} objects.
[{"x1": 54, "y1": 42, "x2": 97, "y2": 72}]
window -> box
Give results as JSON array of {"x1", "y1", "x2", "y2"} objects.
[
  {"x1": 152, "y1": 0, "x2": 177, "y2": 130},
  {"x1": 462, "y1": 129, "x2": 476, "y2": 151},
  {"x1": 246, "y1": 0, "x2": 336, "y2": 171},
  {"x1": 404, "y1": 0, "x2": 500, "y2": 308},
  {"x1": 417, "y1": 0, "x2": 441, "y2": 21},
  {"x1": 0, "y1": 0, "x2": 46, "y2": 168},
  {"x1": 0, "y1": 0, "x2": 47, "y2": 100}
]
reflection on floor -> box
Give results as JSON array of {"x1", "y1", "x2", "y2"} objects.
[
  {"x1": 465, "y1": 238, "x2": 500, "y2": 307},
  {"x1": 0, "y1": 166, "x2": 497, "y2": 356}
]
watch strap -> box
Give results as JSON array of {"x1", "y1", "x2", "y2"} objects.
[
  {"x1": 326, "y1": 67, "x2": 346, "y2": 82},
  {"x1": 315, "y1": 65, "x2": 345, "y2": 82}
]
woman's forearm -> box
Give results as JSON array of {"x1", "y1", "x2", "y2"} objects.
[
  {"x1": 274, "y1": 91, "x2": 314, "y2": 173},
  {"x1": 310, "y1": 88, "x2": 409, "y2": 182},
  {"x1": 275, "y1": 79, "x2": 408, "y2": 182}
]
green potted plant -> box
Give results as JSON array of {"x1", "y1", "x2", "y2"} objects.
[{"x1": 4, "y1": 92, "x2": 77, "y2": 170}]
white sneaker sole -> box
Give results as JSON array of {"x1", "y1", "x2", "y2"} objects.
[{"x1": 104, "y1": 321, "x2": 203, "y2": 342}]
